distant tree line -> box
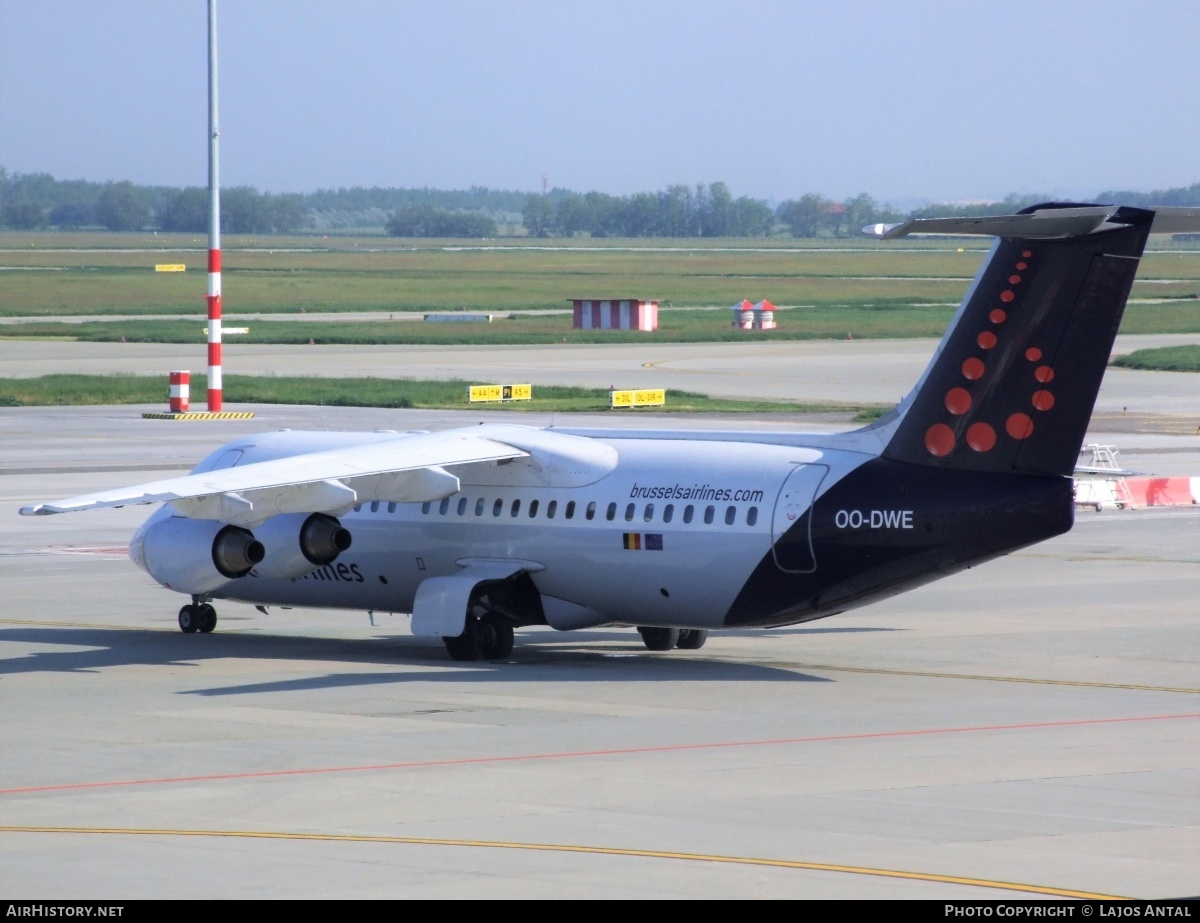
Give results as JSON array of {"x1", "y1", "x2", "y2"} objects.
[
  {"x1": 384, "y1": 204, "x2": 497, "y2": 237},
  {"x1": 520, "y1": 183, "x2": 777, "y2": 238},
  {"x1": 3, "y1": 167, "x2": 1198, "y2": 238},
  {"x1": 0, "y1": 169, "x2": 305, "y2": 233}
]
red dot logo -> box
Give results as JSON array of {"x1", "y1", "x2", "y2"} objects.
[
  {"x1": 1035, "y1": 365, "x2": 1055, "y2": 383},
  {"x1": 925, "y1": 423, "x2": 955, "y2": 457},
  {"x1": 1016, "y1": 261, "x2": 1028, "y2": 270},
  {"x1": 962, "y1": 357, "x2": 985, "y2": 380},
  {"x1": 966, "y1": 422, "x2": 996, "y2": 453},
  {"x1": 1031, "y1": 390, "x2": 1055, "y2": 411},
  {"x1": 1022, "y1": 250, "x2": 1032, "y2": 258},
  {"x1": 1000, "y1": 290, "x2": 1015, "y2": 303},
  {"x1": 945, "y1": 387, "x2": 972, "y2": 415},
  {"x1": 1025, "y1": 346, "x2": 1043, "y2": 362},
  {"x1": 990, "y1": 309, "x2": 1007, "y2": 324},
  {"x1": 1009, "y1": 274, "x2": 1021, "y2": 284},
  {"x1": 977, "y1": 331, "x2": 997, "y2": 349},
  {"x1": 1007, "y1": 413, "x2": 1034, "y2": 439}
]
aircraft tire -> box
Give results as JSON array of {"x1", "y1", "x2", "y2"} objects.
[
  {"x1": 178, "y1": 605, "x2": 200, "y2": 634},
  {"x1": 676, "y1": 629, "x2": 707, "y2": 650},
  {"x1": 480, "y1": 615, "x2": 514, "y2": 661},
  {"x1": 444, "y1": 619, "x2": 483, "y2": 661},
  {"x1": 198, "y1": 604, "x2": 218, "y2": 634},
  {"x1": 638, "y1": 626, "x2": 680, "y2": 651}
]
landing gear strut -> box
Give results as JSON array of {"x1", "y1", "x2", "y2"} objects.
[{"x1": 178, "y1": 599, "x2": 217, "y2": 634}]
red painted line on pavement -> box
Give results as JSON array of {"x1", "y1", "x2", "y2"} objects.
[{"x1": 3, "y1": 711, "x2": 1196, "y2": 797}]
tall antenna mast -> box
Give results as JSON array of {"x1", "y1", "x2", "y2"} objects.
[{"x1": 206, "y1": 0, "x2": 223, "y2": 412}]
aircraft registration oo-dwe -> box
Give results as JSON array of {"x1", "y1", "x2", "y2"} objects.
[{"x1": 21, "y1": 203, "x2": 1200, "y2": 661}]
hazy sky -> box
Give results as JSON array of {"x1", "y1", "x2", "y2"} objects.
[{"x1": 1, "y1": 1, "x2": 1197, "y2": 204}]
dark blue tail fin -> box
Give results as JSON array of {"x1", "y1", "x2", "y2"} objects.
[{"x1": 877, "y1": 204, "x2": 1155, "y2": 477}]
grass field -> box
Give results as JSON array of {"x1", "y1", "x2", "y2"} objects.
[
  {"x1": 0, "y1": 373, "x2": 882, "y2": 416},
  {"x1": 3, "y1": 231, "x2": 1197, "y2": 322},
  {"x1": 1110, "y1": 345, "x2": 1200, "y2": 372}
]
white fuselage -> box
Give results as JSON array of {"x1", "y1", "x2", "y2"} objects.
[{"x1": 138, "y1": 432, "x2": 872, "y2": 629}]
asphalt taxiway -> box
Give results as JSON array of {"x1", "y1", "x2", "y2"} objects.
[{"x1": 1, "y1": 350, "x2": 1198, "y2": 898}]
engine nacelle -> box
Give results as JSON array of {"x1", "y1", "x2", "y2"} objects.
[
  {"x1": 133, "y1": 515, "x2": 265, "y2": 595},
  {"x1": 251, "y1": 513, "x2": 352, "y2": 580}
]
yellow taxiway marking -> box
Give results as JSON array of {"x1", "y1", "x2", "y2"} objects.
[{"x1": 0, "y1": 826, "x2": 1127, "y2": 900}]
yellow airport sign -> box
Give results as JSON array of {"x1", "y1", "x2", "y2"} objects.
[
  {"x1": 468, "y1": 383, "x2": 532, "y2": 403},
  {"x1": 611, "y1": 389, "x2": 666, "y2": 408},
  {"x1": 155, "y1": 264, "x2": 187, "y2": 272}
]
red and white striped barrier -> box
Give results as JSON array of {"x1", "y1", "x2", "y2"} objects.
[
  {"x1": 572, "y1": 299, "x2": 658, "y2": 331},
  {"x1": 169, "y1": 370, "x2": 191, "y2": 413},
  {"x1": 1121, "y1": 477, "x2": 1200, "y2": 508}
]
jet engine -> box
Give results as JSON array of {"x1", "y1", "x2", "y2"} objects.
[
  {"x1": 132, "y1": 513, "x2": 265, "y2": 595},
  {"x1": 251, "y1": 513, "x2": 352, "y2": 580}
]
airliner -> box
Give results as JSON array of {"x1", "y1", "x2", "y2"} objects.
[{"x1": 21, "y1": 204, "x2": 1200, "y2": 661}]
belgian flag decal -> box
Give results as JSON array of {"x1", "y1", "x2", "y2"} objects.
[{"x1": 623, "y1": 533, "x2": 663, "y2": 550}]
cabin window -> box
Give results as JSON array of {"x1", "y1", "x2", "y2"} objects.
[
  {"x1": 663, "y1": 504, "x2": 674, "y2": 523},
  {"x1": 439, "y1": 498, "x2": 450, "y2": 515},
  {"x1": 704, "y1": 505, "x2": 715, "y2": 525},
  {"x1": 566, "y1": 500, "x2": 575, "y2": 519},
  {"x1": 354, "y1": 504, "x2": 362, "y2": 512},
  {"x1": 585, "y1": 501, "x2": 596, "y2": 521},
  {"x1": 746, "y1": 506, "x2": 758, "y2": 526},
  {"x1": 457, "y1": 497, "x2": 467, "y2": 515},
  {"x1": 387, "y1": 502, "x2": 397, "y2": 514},
  {"x1": 606, "y1": 502, "x2": 617, "y2": 521},
  {"x1": 421, "y1": 501, "x2": 431, "y2": 515},
  {"x1": 493, "y1": 498, "x2": 503, "y2": 517},
  {"x1": 725, "y1": 505, "x2": 736, "y2": 525},
  {"x1": 529, "y1": 499, "x2": 539, "y2": 518},
  {"x1": 683, "y1": 505, "x2": 694, "y2": 524},
  {"x1": 511, "y1": 499, "x2": 521, "y2": 517},
  {"x1": 547, "y1": 500, "x2": 557, "y2": 519},
  {"x1": 624, "y1": 503, "x2": 635, "y2": 522},
  {"x1": 475, "y1": 498, "x2": 485, "y2": 516},
  {"x1": 371, "y1": 501, "x2": 380, "y2": 513},
  {"x1": 643, "y1": 504, "x2": 654, "y2": 522}
]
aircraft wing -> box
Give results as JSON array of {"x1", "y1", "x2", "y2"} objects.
[{"x1": 19, "y1": 428, "x2": 529, "y2": 524}]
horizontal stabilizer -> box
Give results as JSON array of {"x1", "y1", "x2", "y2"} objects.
[{"x1": 865, "y1": 205, "x2": 1200, "y2": 240}]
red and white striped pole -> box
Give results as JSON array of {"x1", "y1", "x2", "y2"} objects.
[{"x1": 206, "y1": 0, "x2": 223, "y2": 412}]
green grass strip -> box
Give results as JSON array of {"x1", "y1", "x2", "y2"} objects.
[
  {"x1": 1110, "y1": 344, "x2": 1200, "y2": 372},
  {"x1": 0, "y1": 373, "x2": 884, "y2": 418},
  {"x1": 4, "y1": 298, "x2": 1200, "y2": 344}
]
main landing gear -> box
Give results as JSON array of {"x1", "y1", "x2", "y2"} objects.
[
  {"x1": 178, "y1": 599, "x2": 218, "y2": 634},
  {"x1": 443, "y1": 612, "x2": 515, "y2": 662},
  {"x1": 637, "y1": 626, "x2": 707, "y2": 651}
]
